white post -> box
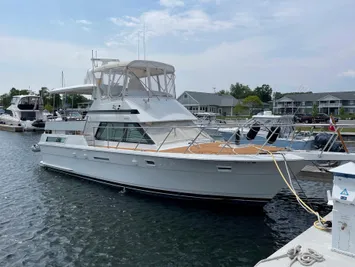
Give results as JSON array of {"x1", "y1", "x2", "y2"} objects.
[
  {"x1": 107, "y1": 69, "x2": 112, "y2": 98},
  {"x1": 147, "y1": 67, "x2": 152, "y2": 97},
  {"x1": 122, "y1": 69, "x2": 128, "y2": 99},
  {"x1": 164, "y1": 69, "x2": 168, "y2": 94}
]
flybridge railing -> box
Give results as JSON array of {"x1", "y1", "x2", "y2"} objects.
[{"x1": 84, "y1": 122, "x2": 354, "y2": 155}]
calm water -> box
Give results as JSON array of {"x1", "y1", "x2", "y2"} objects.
[{"x1": 0, "y1": 131, "x2": 332, "y2": 267}]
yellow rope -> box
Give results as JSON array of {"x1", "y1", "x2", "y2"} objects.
[{"x1": 267, "y1": 151, "x2": 329, "y2": 230}]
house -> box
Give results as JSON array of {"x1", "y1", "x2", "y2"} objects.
[
  {"x1": 273, "y1": 91, "x2": 355, "y2": 115},
  {"x1": 177, "y1": 91, "x2": 240, "y2": 116}
]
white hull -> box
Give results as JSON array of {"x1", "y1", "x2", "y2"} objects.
[
  {"x1": 0, "y1": 114, "x2": 44, "y2": 130},
  {"x1": 0, "y1": 114, "x2": 21, "y2": 126},
  {"x1": 39, "y1": 142, "x2": 307, "y2": 204}
]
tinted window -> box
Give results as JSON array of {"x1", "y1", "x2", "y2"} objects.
[
  {"x1": 95, "y1": 122, "x2": 154, "y2": 144},
  {"x1": 46, "y1": 136, "x2": 66, "y2": 143}
]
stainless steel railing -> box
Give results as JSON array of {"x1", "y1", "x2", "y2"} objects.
[{"x1": 47, "y1": 119, "x2": 354, "y2": 155}]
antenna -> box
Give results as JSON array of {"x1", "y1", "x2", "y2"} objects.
[
  {"x1": 143, "y1": 22, "x2": 146, "y2": 60},
  {"x1": 137, "y1": 31, "x2": 140, "y2": 59}
]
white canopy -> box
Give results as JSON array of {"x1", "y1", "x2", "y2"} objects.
[
  {"x1": 93, "y1": 60, "x2": 175, "y2": 78},
  {"x1": 49, "y1": 84, "x2": 96, "y2": 95}
]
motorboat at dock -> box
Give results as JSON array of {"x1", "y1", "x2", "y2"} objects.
[
  {"x1": 32, "y1": 57, "x2": 355, "y2": 206},
  {"x1": 0, "y1": 95, "x2": 46, "y2": 131},
  {"x1": 32, "y1": 57, "x2": 311, "y2": 205}
]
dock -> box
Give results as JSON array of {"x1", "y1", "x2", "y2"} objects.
[
  {"x1": 0, "y1": 124, "x2": 23, "y2": 132},
  {"x1": 298, "y1": 165, "x2": 332, "y2": 182},
  {"x1": 255, "y1": 212, "x2": 353, "y2": 267}
]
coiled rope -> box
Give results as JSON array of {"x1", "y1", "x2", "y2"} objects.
[{"x1": 255, "y1": 245, "x2": 325, "y2": 266}]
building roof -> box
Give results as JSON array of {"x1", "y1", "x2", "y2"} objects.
[
  {"x1": 181, "y1": 91, "x2": 240, "y2": 107},
  {"x1": 279, "y1": 91, "x2": 355, "y2": 102}
]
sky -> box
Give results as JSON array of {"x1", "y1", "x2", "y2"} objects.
[{"x1": 0, "y1": 0, "x2": 355, "y2": 96}]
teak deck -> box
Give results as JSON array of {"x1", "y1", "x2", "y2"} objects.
[
  {"x1": 94, "y1": 142, "x2": 283, "y2": 155},
  {"x1": 162, "y1": 143, "x2": 282, "y2": 154}
]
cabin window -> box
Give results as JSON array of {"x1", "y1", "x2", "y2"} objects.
[
  {"x1": 20, "y1": 111, "x2": 36, "y2": 121},
  {"x1": 95, "y1": 122, "x2": 154, "y2": 144},
  {"x1": 17, "y1": 97, "x2": 39, "y2": 110},
  {"x1": 46, "y1": 136, "x2": 66, "y2": 143}
]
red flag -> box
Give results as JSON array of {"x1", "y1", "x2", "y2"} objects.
[{"x1": 329, "y1": 117, "x2": 336, "y2": 132}]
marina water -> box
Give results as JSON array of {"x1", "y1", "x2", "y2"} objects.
[{"x1": 0, "y1": 131, "x2": 332, "y2": 266}]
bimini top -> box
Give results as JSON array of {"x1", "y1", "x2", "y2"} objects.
[
  {"x1": 93, "y1": 60, "x2": 175, "y2": 78},
  {"x1": 49, "y1": 84, "x2": 96, "y2": 95}
]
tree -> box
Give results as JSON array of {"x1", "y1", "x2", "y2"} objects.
[
  {"x1": 233, "y1": 103, "x2": 248, "y2": 115},
  {"x1": 312, "y1": 104, "x2": 318, "y2": 117},
  {"x1": 9, "y1": 87, "x2": 30, "y2": 97},
  {"x1": 44, "y1": 104, "x2": 53, "y2": 112},
  {"x1": 39, "y1": 87, "x2": 50, "y2": 105},
  {"x1": 254, "y1": 84, "x2": 272, "y2": 103},
  {"x1": 243, "y1": 95, "x2": 263, "y2": 114},
  {"x1": 230, "y1": 83, "x2": 252, "y2": 99},
  {"x1": 0, "y1": 93, "x2": 11, "y2": 108},
  {"x1": 217, "y1": 90, "x2": 230, "y2": 95},
  {"x1": 273, "y1": 92, "x2": 284, "y2": 100},
  {"x1": 63, "y1": 94, "x2": 89, "y2": 108},
  {"x1": 339, "y1": 106, "x2": 345, "y2": 117}
]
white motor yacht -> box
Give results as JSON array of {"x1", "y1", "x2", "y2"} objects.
[
  {"x1": 219, "y1": 111, "x2": 315, "y2": 150},
  {"x1": 32, "y1": 58, "x2": 316, "y2": 205},
  {"x1": 0, "y1": 95, "x2": 46, "y2": 130}
]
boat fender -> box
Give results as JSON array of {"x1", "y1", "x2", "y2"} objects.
[
  {"x1": 31, "y1": 144, "x2": 41, "y2": 152},
  {"x1": 234, "y1": 130, "x2": 241, "y2": 145},
  {"x1": 246, "y1": 124, "x2": 260, "y2": 141},
  {"x1": 266, "y1": 126, "x2": 280, "y2": 144}
]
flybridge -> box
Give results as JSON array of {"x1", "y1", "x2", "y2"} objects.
[
  {"x1": 49, "y1": 58, "x2": 176, "y2": 101},
  {"x1": 92, "y1": 59, "x2": 176, "y2": 99}
]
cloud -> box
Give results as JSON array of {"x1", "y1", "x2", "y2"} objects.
[
  {"x1": 0, "y1": 31, "x2": 354, "y2": 96},
  {"x1": 159, "y1": 0, "x2": 184, "y2": 8},
  {"x1": 338, "y1": 70, "x2": 355, "y2": 78},
  {"x1": 75, "y1": 19, "x2": 92, "y2": 25},
  {"x1": 108, "y1": 9, "x2": 257, "y2": 46},
  {"x1": 109, "y1": 17, "x2": 139, "y2": 27},
  {"x1": 82, "y1": 27, "x2": 90, "y2": 32},
  {"x1": 0, "y1": 35, "x2": 135, "y2": 93}
]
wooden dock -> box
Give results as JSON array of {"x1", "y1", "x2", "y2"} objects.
[{"x1": 0, "y1": 124, "x2": 23, "y2": 132}]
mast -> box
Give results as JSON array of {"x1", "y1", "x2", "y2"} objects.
[{"x1": 62, "y1": 71, "x2": 66, "y2": 110}]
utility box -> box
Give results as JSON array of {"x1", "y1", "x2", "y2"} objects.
[{"x1": 329, "y1": 162, "x2": 355, "y2": 257}]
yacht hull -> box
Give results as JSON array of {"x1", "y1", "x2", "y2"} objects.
[
  {"x1": 0, "y1": 115, "x2": 44, "y2": 131},
  {"x1": 38, "y1": 143, "x2": 307, "y2": 205}
]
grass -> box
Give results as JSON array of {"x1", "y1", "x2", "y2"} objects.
[
  {"x1": 217, "y1": 115, "x2": 251, "y2": 120},
  {"x1": 296, "y1": 126, "x2": 355, "y2": 133}
]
